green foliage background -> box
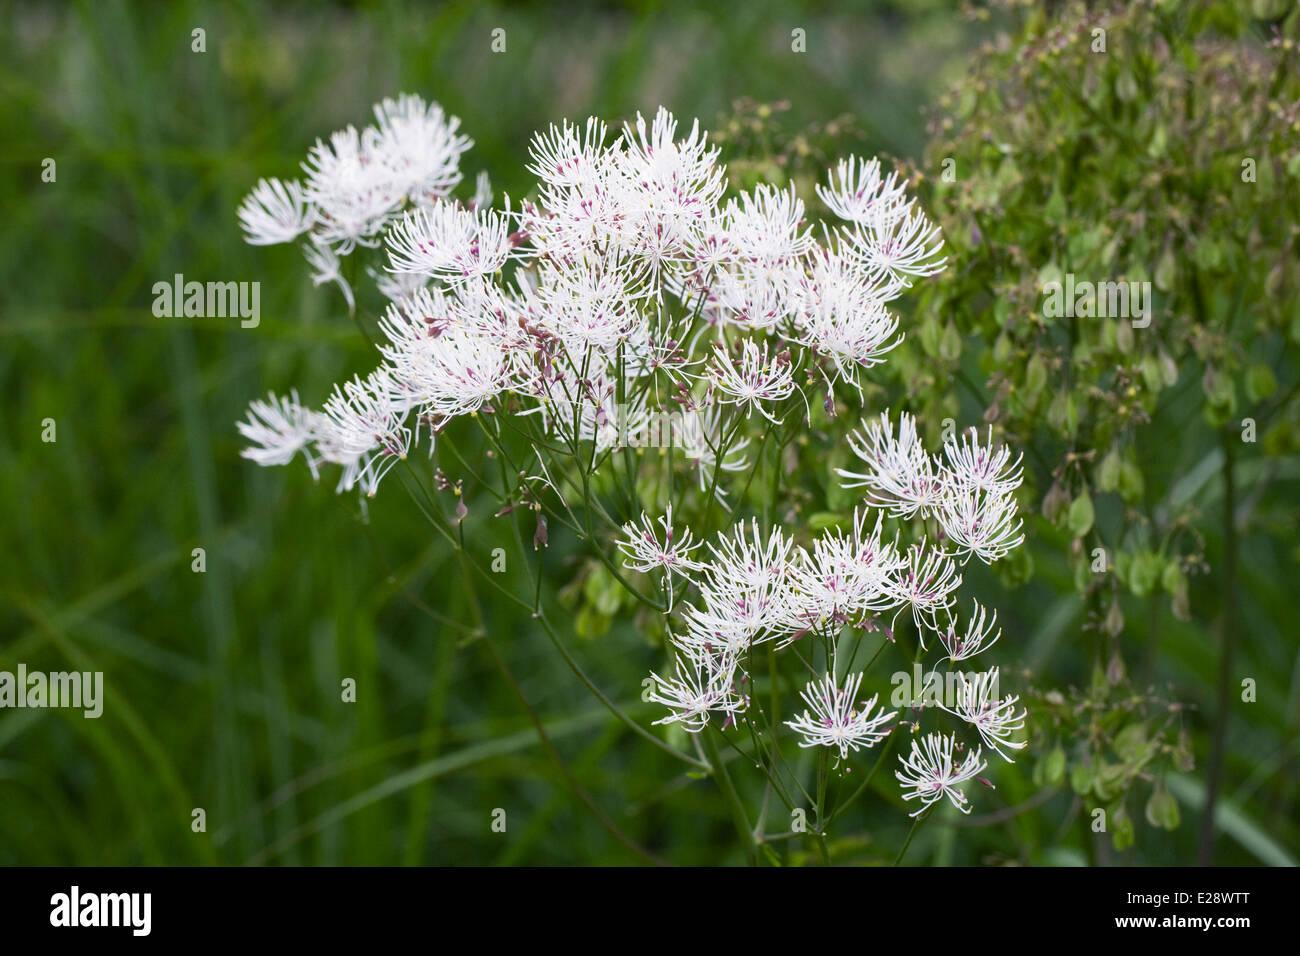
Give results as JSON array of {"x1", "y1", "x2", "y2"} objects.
[{"x1": 1, "y1": 0, "x2": 1295, "y2": 865}]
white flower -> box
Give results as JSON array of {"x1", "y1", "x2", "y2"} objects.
[
  {"x1": 384, "y1": 326, "x2": 514, "y2": 420},
  {"x1": 471, "y1": 170, "x2": 493, "y2": 210},
  {"x1": 675, "y1": 405, "x2": 750, "y2": 493},
  {"x1": 677, "y1": 581, "x2": 785, "y2": 657},
  {"x1": 527, "y1": 117, "x2": 612, "y2": 200},
  {"x1": 838, "y1": 411, "x2": 945, "y2": 519},
  {"x1": 238, "y1": 178, "x2": 314, "y2": 245},
  {"x1": 890, "y1": 540, "x2": 962, "y2": 641},
  {"x1": 370, "y1": 265, "x2": 429, "y2": 304},
  {"x1": 793, "y1": 251, "x2": 903, "y2": 391},
  {"x1": 777, "y1": 509, "x2": 904, "y2": 635},
  {"x1": 317, "y1": 369, "x2": 412, "y2": 496},
  {"x1": 939, "y1": 601, "x2": 1002, "y2": 662},
  {"x1": 939, "y1": 667, "x2": 1027, "y2": 762},
  {"x1": 238, "y1": 93, "x2": 471, "y2": 266},
  {"x1": 818, "y1": 155, "x2": 945, "y2": 280},
  {"x1": 369, "y1": 93, "x2": 472, "y2": 204},
  {"x1": 785, "y1": 671, "x2": 896, "y2": 759},
  {"x1": 710, "y1": 259, "x2": 799, "y2": 333},
  {"x1": 939, "y1": 425, "x2": 1024, "y2": 497},
  {"x1": 301, "y1": 126, "x2": 405, "y2": 252},
  {"x1": 524, "y1": 117, "x2": 630, "y2": 260},
  {"x1": 702, "y1": 519, "x2": 794, "y2": 606},
  {"x1": 525, "y1": 254, "x2": 648, "y2": 354},
  {"x1": 620, "y1": 315, "x2": 700, "y2": 386},
  {"x1": 935, "y1": 485, "x2": 1024, "y2": 564},
  {"x1": 708, "y1": 339, "x2": 795, "y2": 423},
  {"x1": 724, "y1": 183, "x2": 813, "y2": 269},
  {"x1": 707, "y1": 184, "x2": 812, "y2": 330},
  {"x1": 526, "y1": 364, "x2": 627, "y2": 453},
  {"x1": 618, "y1": 107, "x2": 725, "y2": 281},
  {"x1": 617, "y1": 503, "x2": 705, "y2": 603},
  {"x1": 647, "y1": 647, "x2": 745, "y2": 732},
  {"x1": 837, "y1": 203, "x2": 946, "y2": 281},
  {"x1": 235, "y1": 99, "x2": 1036, "y2": 823},
  {"x1": 385, "y1": 200, "x2": 513, "y2": 282},
  {"x1": 673, "y1": 520, "x2": 795, "y2": 653},
  {"x1": 302, "y1": 238, "x2": 355, "y2": 312},
  {"x1": 816, "y1": 156, "x2": 910, "y2": 228},
  {"x1": 839, "y1": 413, "x2": 1025, "y2": 566},
  {"x1": 895, "y1": 732, "x2": 988, "y2": 817},
  {"x1": 237, "y1": 390, "x2": 321, "y2": 474}
]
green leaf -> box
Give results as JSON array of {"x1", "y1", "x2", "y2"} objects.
[
  {"x1": 1118, "y1": 460, "x2": 1144, "y2": 504},
  {"x1": 1024, "y1": 354, "x2": 1048, "y2": 406},
  {"x1": 1160, "y1": 559, "x2": 1185, "y2": 595},
  {"x1": 1145, "y1": 122, "x2": 1167, "y2": 158},
  {"x1": 1145, "y1": 781, "x2": 1181, "y2": 830},
  {"x1": 1097, "y1": 447, "x2": 1121, "y2": 492},
  {"x1": 1171, "y1": 576, "x2": 1191, "y2": 621},
  {"x1": 1115, "y1": 69, "x2": 1138, "y2": 103},
  {"x1": 995, "y1": 543, "x2": 1034, "y2": 588},
  {"x1": 993, "y1": 331, "x2": 1013, "y2": 363},
  {"x1": 1164, "y1": 776, "x2": 1297, "y2": 866},
  {"x1": 1114, "y1": 722, "x2": 1147, "y2": 762},
  {"x1": 1106, "y1": 649, "x2": 1126, "y2": 686},
  {"x1": 1140, "y1": 355, "x2": 1165, "y2": 394},
  {"x1": 1044, "y1": 746, "x2": 1066, "y2": 787},
  {"x1": 583, "y1": 564, "x2": 622, "y2": 616},
  {"x1": 573, "y1": 605, "x2": 612, "y2": 639},
  {"x1": 1129, "y1": 550, "x2": 1160, "y2": 597},
  {"x1": 1194, "y1": 236, "x2": 1223, "y2": 271},
  {"x1": 1154, "y1": 245, "x2": 1177, "y2": 292},
  {"x1": 938, "y1": 320, "x2": 963, "y2": 362},
  {"x1": 1245, "y1": 363, "x2": 1277, "y2": 403},
  {"x1": 1111, "y1": 804, "x2": 1136, "y2": 851},
  {"x1": 1044, "y1": 187, "x2": 1066, "y2": 223},
  {"x1": 1067, "y1": 492, "x2": 1095, "y2": 538},
  {"x1": 918, "y1": 317, "x2": 941, "y2": 357},
  {"x1": 1115, "y1": 319, "x2": 1134, "y2": 355},
  {"x1": 807, "y1": 511, "x2": 845, "y2": 532},
  {"x1": 1070, "y1": 761, "x2": 1093, "y2": 796},
  {"x1": 1104, "y1": 599, "x2": 1124, "y2": 637}
]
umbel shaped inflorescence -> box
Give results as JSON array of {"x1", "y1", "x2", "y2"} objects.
[{"x1": 236, "y1": 95, "x2": 1028, "y2": 820}]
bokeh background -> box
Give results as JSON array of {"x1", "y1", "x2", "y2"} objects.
[{"x1": 2, "y1": 0, "x2": 1295, "y2": 865}]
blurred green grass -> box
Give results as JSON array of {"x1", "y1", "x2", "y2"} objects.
[{"x1": 1, "y1": 0, "x2": 1294, "y2": 865}]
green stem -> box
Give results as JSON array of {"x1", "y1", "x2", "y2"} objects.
[
  {"x1": 894, "y1": 806, "x2": 931, "y2": 865},
  {"x1": 702, "y1": 727, "x2": 758, "y2": 866},
  {"x1": 1197, "y1": 428, "x2": 1238, "y2": 864},
  {"x1": 452, "y1": 543, "x2": 665, "y2": 865}
]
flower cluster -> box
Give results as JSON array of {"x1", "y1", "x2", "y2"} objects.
[
  {"x1": 623, "y1": 419, "x2": 1027, "y2": 816},
  {"x1": 237, "y1": 96, "x2": 1027, "y2": 822},
  {"x1": 239, "y1": 95, "x2": 477, "y2": 310},
  {"x1": 237, "y1": 97, "x2": 944, "y2": 497},
  {"x1": 838, "y1": 412, "x2": 1025, "y2": 563}
]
